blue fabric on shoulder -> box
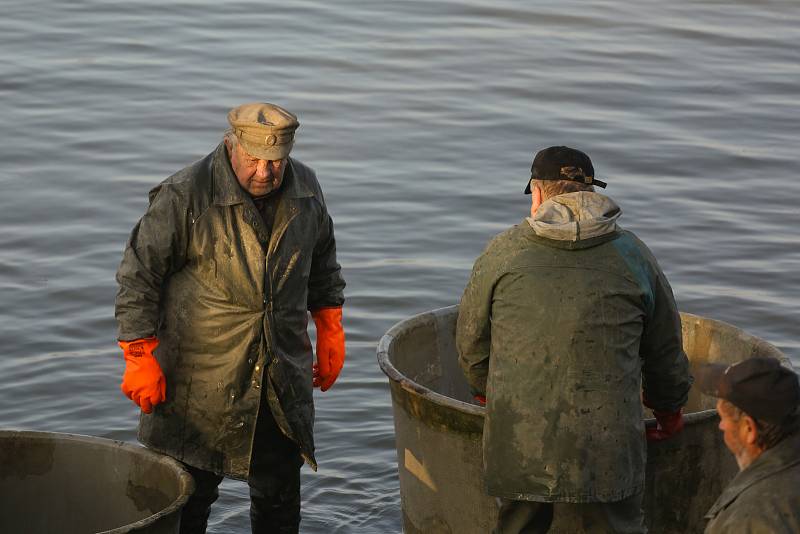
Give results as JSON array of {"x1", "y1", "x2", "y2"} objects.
[{"x1": 612, "y1": 232, "x2": 655, "y2": 316}]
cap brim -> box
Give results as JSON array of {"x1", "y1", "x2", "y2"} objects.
[
  {"x1": 524, "y1": 176, "x2": 607, "y2": 193},
  {"x1": 694, "y1": 363, "x2": 729, "y2": 397},
  {"x1": 240, "y1": 139, "x2": 293, "y2": 161}
]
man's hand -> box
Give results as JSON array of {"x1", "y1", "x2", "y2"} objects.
[
  {"x1": 119, "y1": 337, "x2": 166, "y2": 414},
  {"x1": 646, "y1": 409, "x2": 684, "y2": 441},
  {"x1": 311, "y1": 307, "x2": 345, "y2": 392}
]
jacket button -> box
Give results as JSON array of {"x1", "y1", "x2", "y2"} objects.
[
  {"x1": 248, "y1": 359, "x2": 254, "y2": 365},
  {"x1": 255, "y1": 365, "x2": 261, "y2": 372}
]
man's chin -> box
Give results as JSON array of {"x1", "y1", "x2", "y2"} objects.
[{"x1": 249, "y1": 183, "x2": 276, "y2": 196}]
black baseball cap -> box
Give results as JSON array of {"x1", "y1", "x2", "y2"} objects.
[
  {"x1": 696, "y1": 357, "x2": 800, "y2": 424},
  {"x1": 524, "y1": 146, "x2": 607, "y2": 194}
]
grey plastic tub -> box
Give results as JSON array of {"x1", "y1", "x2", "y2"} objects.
[
  {"x1": 377, "y1": 306, "x2": 789, "y2": 534},
  {"x1": 0, "y1": 431, "x2": 194, "y2": 533}
]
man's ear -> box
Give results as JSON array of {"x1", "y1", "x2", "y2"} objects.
[
  {"x1": 742, "y1": 414, "x2": 759, "y2": 446},
  {"x1": 531, "y1": 183, "x2": 543, "y2": 217}
]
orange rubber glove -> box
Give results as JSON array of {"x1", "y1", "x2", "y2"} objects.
[
  {"x1": 311, "y1": 307, "x2": 345, "y2": 392},
  {"x1": 474, "y1": 394, "x2": 487, "y2": 406},
  {"x1": 643, "y1": 394, "x2": 685, "y2": 442},
  {"x1": 646, "y1": 409, "x2": 684, "y2": 442},
  {"x1": 119, "y1": 337, "x2": 166, "y2": 414}
]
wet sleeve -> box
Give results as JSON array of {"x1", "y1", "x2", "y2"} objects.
[
  {"x1": 456, "y1": 248, "x2": 496, "y2": 396},
  {"x1": 307, "y1": 205, "x2": 345, "y2": 310},
  {"x1": 640, "y1": 258, "x2": 692, "y2": 412},
  {"x1": 115, "y1": 184, "x2": 190, "y2": 341}
]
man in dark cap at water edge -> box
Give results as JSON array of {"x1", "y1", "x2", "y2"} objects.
[
  {"x1": 696, "y1": 357, "x2": 800, "y2": 533},
  {"x1": 457, "y1": 146, "x2": 692, "y2": 533},
  {"x1": 115, "y1": 102, "x2": 346, "y2": 533}
]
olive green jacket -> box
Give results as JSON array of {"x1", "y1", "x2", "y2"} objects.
[
  {"x1": 115, "y1": 143, "x2": 345, "y2": 479},
  {"x1": 705, "y1": 432, "x2": 800, "y2": 534},
  {"x1": 457, "y1": 192, "x2": 690, "y2": 503}
]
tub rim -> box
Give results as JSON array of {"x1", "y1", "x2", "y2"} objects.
[
  {"x1": 0, "y1": 429, "x2": 195, "y2": 534},
  {"x1": 375, "y1": 305, "x2": 749, "y2": 426}
]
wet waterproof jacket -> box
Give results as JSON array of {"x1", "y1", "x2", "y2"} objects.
[
  {"x1": 115, "y1": 143, "x2": 345, "y2": 479},
  {"x1": 457, "y1": 191, "x2": 691, "y2": 503},
  {"x1": 704, "y1": 431, "x2": 800, "y2": 533}
]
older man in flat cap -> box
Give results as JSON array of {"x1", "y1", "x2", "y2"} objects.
[
  {"x1": 696, "y1": 357, "x2": 800, "y2": 533},
  {"x1": 457, "y1": 146, "x2": 691, "y2": 533},
  {"x1": 115, "y1": 102, "x2": 346, "y2": 533}
]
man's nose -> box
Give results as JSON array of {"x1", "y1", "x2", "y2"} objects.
[{"x1": 255, "y1": 159, "x2": 270, "y2": 178}]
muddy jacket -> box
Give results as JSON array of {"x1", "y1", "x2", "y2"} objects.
[
  {"x1": 457, "y1": 191, "x2": 690, "y2": 503},
  {"x1": 115, "y1": 143, "x2": 345, "y2": 479},
  {"x1": 704, "y1": 432, "x2": 800, "y2": 534}
]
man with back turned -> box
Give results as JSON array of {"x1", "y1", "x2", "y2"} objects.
[
  {"x1": 696, "y1": 357, "x2": 800, "y2": 533},
  {"x1": 457, "y1": 146, "x2": 691, "y2": 533},
  {"x1": 115, "y1": 102, "x2": 346, "y2": 533}
]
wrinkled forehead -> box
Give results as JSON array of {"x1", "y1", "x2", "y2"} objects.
[
  {"x1": 717, "y1": 399, "x2": 741, "y2": 419},
  {"x1": 235, "y1": 142, "x2": 256, "y2": 159}
]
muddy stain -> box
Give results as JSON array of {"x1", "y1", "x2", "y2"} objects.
[{"x1": 0, "y1": 437, "x2": 55, "y2": 480}]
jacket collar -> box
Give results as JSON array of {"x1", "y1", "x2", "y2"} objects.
[
  {"x1": 705, "y1": 431, "x2": 800, "y2": 519},
  {"x1": 211, "y1": 142, "x2": 313, "y2": 206}
]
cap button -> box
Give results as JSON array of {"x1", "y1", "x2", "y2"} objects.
[{"x1": 265, "y1": 134, "x2": 277, "y2": 146}]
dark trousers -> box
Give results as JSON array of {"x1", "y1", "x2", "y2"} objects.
[
  {"x1": 179, "y1": 406, "x2": 304, "y2": 534},
  {"x1": 494, "y1": 491, "x2": 646, "y2": 534}
]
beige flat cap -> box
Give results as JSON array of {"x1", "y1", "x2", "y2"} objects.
[{"x1": 227, "y1": 102, "x2": 299, "y2": 160}]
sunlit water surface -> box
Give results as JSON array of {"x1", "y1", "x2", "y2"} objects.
[{"x1": 1, "y1": 1, "x2": 798, "y2": 532}]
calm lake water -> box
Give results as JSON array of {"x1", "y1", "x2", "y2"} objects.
[{"x1": 1, "y1": 1, "x2": 798, "y2": 532}]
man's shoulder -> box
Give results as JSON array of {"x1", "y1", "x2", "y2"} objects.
[
  {"x1": 288, "y1": 157, "x2": 317, "y2": 180},
  {"x1": 163, "y1": 159, "x2": 205, "y2": 184},
  {"x1": 610, "y1": 228, "x2": 662, "y2": 267},
  {"x1": 488, "y1": 222, "x2": 532, "y2": 248},
  {"x1": 162, "y1": 150, "x2": 215, "y2": 188},
  {"x1": 287, "y1": 157, "x2": 327, "y2": 204},
  {"x1": 148, "y1": 151, "x2": 215, "y2": 203},
  {"x1": 472, "y1": 223, "x2": 541, "y2": 273},
  {"x1": 709, "y1": 452, "x2": 800, "y2": 531},
  {"x1": 714, "y1": 471, "x2": 800, "y2": 533},
  {"x1": 744, "y1": 452, "x2": 800, "y2": 495},
  {"x1": 288, "y1": 157, "x2": 320, "y2": 188}
]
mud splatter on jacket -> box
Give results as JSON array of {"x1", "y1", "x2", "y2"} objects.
[
  {"x1": 115, "y1": 143, "x2": 345, "y2": 478},
  {"x1": 457, "y1": 191, "x2": 690, "y2": 502}
]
